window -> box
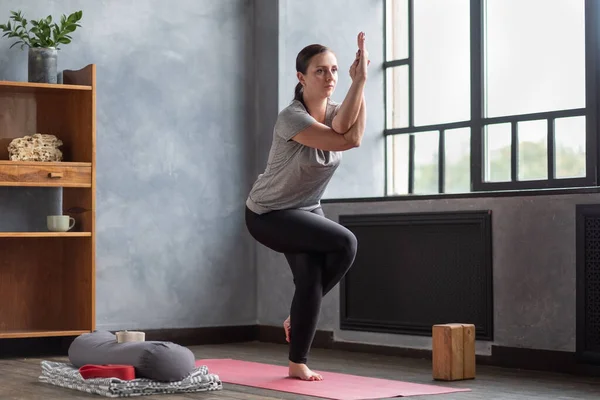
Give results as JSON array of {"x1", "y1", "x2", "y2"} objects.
[{"x1": 384, "y1": 0, "x2": 597, "y2": 195}]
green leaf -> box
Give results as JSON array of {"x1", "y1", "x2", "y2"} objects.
[{"x1": 1, "y1": 9, "x2": 81, "y2": 49}]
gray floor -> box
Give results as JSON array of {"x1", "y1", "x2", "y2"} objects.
[{"x1": 0, "y1": 341, "x2": 599, "y2": 399}]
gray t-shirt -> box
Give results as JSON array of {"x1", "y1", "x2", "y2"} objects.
[{"x1": 246, "y1": 98, "x2": 342, "y2": 214}]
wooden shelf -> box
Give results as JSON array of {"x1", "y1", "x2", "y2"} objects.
[
  {"x1": 0, "y1": 232, "x2": 91, "y2": 238},
  {"x1": 0, "y1": 161, "x2": 92, "y2": 167},
  {"x1": 0, "y1": 80, "x2": 92, "y2": 93},
  {"x1": 0, "y1": 329, "x2": 90, "y2": 339}
]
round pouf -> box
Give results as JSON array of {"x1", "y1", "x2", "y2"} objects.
[{"x1": 68, "y1": 330, "x2": 196, "y2": 382}]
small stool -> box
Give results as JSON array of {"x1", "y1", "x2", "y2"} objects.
[{"x1": 432, "y1": 323, "x2": 475, "y2": 381}]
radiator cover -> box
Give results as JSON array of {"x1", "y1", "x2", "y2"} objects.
[
  {"x1": 339, "y1": 211, "x2": 493, "y2": 341},
  {"x1": 576, "y1": 204, "x2": 600, "y2": 365}
]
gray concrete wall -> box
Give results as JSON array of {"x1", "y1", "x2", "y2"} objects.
[
  {"x1": 0, "y1": 0, "x2": 257, "y2": 330},
  {"x1": 252, "y1": 0, "x2": 283, "y2": 326},
  {"x1": 258, "y1": 192, "x2": 599, "y2": 354},
  {"x1": 277, "y1": 0, "x2": 385, "y2": 199},
  {"x1": 253, "y1": 0, "x2": 280, "y2": 177},
  {"x1": 255, "y1": 0, "x2": 592, "y2": 354},
  {"x1": 257, "y1": 0, "x2": 385, "y2": 329},
  {"x1": 1, "y1": 0, "x2": 586, "y2": 355}
]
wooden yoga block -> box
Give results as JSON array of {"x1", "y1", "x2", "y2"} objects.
[{"x1": 432, "y1": 323, "x2": 476, "y2": 381}]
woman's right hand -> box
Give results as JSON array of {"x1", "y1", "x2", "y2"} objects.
[{"x1": 349, "y1": 32, "x2": 369, "y2": 82}]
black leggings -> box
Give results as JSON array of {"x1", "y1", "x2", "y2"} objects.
[{"x1": 245, "y1": 205, "x2": 357, "y2": 364}]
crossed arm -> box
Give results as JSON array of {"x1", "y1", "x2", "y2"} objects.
[
  {"x1": 290, "y1": 74, "x2": 367, "y2": 151},
  {"x1": 289, "y1": 97, "x2": 366, "y2": 152},
  {"x1": 332, "y1": 32, "x2": 369, "y2": 133},
  {"x1": 332, "y1": 78, "x2": 366, "y2": 134}
]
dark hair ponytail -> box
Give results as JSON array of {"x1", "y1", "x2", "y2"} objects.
[
  {"x1": 293, "y1": 43, "x2": 331, "y2": 108},
  {"x1": 294, "y1": 82, "x2": 304, "y2": 103}
]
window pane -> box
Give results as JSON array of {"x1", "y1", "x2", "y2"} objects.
[
  {"x1": 387, "y1": 135, "x2": 410, "y2": 195},
  {"x1": 414, "y1": 0, "x2": 470, "y2": 126},
  {"x1": 413, "y1": 131, "x2": 439, "y2": 194},
  {"x1": 444, "y1": 128, "x2": 471, "y2": 193},
  {"x1": 484, "y1": 123, "x2": 511, "y2": 182},
  {"x1": 484, "y1": 0, "x2": 585, "y2": 117},
  {"x1": 555, "y1": 116, "x2": 586, "y2": 178},
  {"x1": 386, "y1": 66, "x2": 409, "y2": 129},
  {"x1": 386, "y1": 0, "x2": 408, "y2": 61},
  {"x1": 518, "y1": 120, "x2": 547, "y2": 181}
]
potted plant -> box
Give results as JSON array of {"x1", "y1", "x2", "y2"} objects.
[{"x1": 0, "y1": 10, "x2": 83, "y2": 84}]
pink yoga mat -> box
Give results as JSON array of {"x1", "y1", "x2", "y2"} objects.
[{"x1": 196, "y1": 358, "x2": 470, "y2": 399}]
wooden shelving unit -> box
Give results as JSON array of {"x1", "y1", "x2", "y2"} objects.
[{"x1": 0, "y1": 65, "x2": 96, "y2": 339}]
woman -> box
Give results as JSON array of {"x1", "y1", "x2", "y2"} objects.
[{"x1": 245, "y1": 32, "x2": 369, "y2": 381}]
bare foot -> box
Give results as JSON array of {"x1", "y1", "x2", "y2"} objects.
[
  {"x1": 289, "y1": 361, "x2": 323, "y2": 381},
  {"x1": 283, "y1": 316, "x2": 291, "y2": 343}
]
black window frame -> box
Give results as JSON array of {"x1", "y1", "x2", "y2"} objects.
[{"x1": 383, "y1": 0, "x2": 600, "y2": 195}]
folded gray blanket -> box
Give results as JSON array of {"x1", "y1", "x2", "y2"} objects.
[{"x1": 38, "y1": 360, "x2": 222, "y2": 398}]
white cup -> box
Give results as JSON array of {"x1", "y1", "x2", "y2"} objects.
[{"x1": 47, "y1": 215, "x2": 75, "y2": 232}]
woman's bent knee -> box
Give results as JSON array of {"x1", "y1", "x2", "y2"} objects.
[{"x1": 339, "y1": 229, "x2": 358, "y2": 259}]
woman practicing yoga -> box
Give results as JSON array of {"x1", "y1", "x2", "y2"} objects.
[{"x1": 245, "y1": 32, "x2": 369, "y2": 381}]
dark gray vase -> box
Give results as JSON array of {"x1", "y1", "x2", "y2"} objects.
[{"x1": 28, "y1": 47, "x2": 58, "y2": 84}]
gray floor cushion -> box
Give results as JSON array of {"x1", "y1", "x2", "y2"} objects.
[{"x1": 68, "y1": 330, "x2": 196, "y2": 382}]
